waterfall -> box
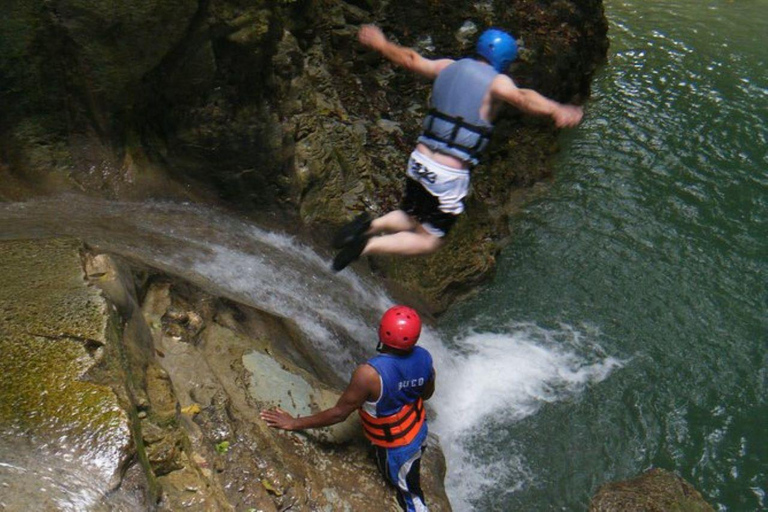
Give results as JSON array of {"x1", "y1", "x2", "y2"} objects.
[{"x1": 0, "y1": 196, "x2": 621, "y2": 510}]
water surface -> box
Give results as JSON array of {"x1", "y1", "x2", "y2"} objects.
[{"x1": 441, "y1": 0, "x2": 767, "y2": 509}]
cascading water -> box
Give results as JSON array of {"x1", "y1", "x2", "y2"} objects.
[
  {"x1": 0, "y1": 197, "x2": 621, "y2": 510},
  {"x1": 0, "y1": 431, "x2": 139, "y2": 511}
]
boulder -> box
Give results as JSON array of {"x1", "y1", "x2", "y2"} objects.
[{"x1": 590, "y1": 468, "x2": 715, "y2": 512}]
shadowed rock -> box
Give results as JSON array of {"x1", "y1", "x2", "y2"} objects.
[{"x1": 590, "y1": 468, "x2": 715, "y2": 512}]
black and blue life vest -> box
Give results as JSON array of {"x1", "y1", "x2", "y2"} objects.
[{"x1": 417, "y1": 58, "x2": 498, "y2": 166}]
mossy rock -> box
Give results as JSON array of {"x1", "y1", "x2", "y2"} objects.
[
  {"x1": 0, "y1": 238, "x2": 107, "y2": 340},
  {"x1": 0, "y1": 238, "x2": 130, "y2": 484},
  {"x1": 590, "y1": 468, "x2": 715, "y2": 512}
]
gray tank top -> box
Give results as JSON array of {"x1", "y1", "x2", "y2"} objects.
[{"x1": 417, "y1": 59, "x2": 498, "y2": 166}]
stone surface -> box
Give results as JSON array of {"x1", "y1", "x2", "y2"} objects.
[
  {"x1": 0, "y1": 238, "x2": 133, "y2": 509},
  {"x1": 590, "y1": 468, "x2": 715, "y2": 512},
  {"x1": 0, "y1": 239, "x2": 452, "y2": 509},
  {"x1": 141, "y1": 278, "x2": 452, "y2": 511}
]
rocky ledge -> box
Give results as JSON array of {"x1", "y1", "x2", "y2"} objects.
[
  {"x1": 590, "y1": 468, "x2": 715, "y2": 512},
  {"x1": 0, "y1": 238, "x2": 450, "y2": 510}
]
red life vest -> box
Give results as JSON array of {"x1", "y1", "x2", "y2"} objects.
[{"x1": 359, "y1": 398, "x2": 425, "y2": 448}]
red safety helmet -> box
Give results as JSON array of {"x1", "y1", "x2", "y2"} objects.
[{"x1": 378, "y1": 305, "x2": 422, "y2": 351}]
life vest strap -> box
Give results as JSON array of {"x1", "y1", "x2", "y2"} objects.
[
  {"x1": 422, "y1": 109, "x2": 492, "y2": 157},
  {"x1": 359, "y1": 399, "x2": 425, "y2": 448}
]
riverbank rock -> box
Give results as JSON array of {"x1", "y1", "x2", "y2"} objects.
[
  {"x1": 0, "y1": 238, "x2": 451, "y2": 510},
  {"x1": 590, "y1": 468, "x2": 715, "y2": 512},
  {"x1": 0, "y1": 238, "x2": 135, "y2": 510},
  {"x1": 0, "y1": 0, "x2": 608, "y2": 313}
]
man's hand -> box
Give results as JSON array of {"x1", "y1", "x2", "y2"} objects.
[
  {"x1": 358, "y1": 24, "x2": 387, "y2": 51},
  {"x1": 260, "y1": 407, "x2": 297, "y2": 430},
  {"x1": 553, "y1": 104, "x2": 584, "y2": 128},
  {"x1": 357, "y1": 24, "x2": 453, "y2": 78}
]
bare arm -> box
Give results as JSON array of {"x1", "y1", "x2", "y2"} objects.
[
  {"x1": 421, "y1": 368, "x2": 436, "y2": 400},
  {"x1": 491, "y1": 74, "x2": 583, "y2": 128},
  {"x1": 260, "y1": 364, "x2": 379, "y2": 430},
  {"x1": 358, "y1": 24, "x2": 453, "y2": 79}
]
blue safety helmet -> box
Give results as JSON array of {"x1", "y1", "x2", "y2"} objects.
[{"x1": 476, "y1": 28, "x2": 518, "y2": 72}]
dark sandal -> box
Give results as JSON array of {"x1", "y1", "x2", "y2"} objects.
[{"x1": 332, "y1": 212, "x2": 372, "y2": 249}]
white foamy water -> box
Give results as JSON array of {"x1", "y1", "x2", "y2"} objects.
[
  {"x1": 163, "y1": 229, "x2": 394, "y2": 370},
  {"x1": 418, "y1": 324, "x2": 623, "y2": 510},
  {"x1": 0, "y1": 198, "x2": 393, "y2": 370}
]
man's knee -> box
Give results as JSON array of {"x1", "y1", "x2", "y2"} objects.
[
  {"x1": 420, "y1": 234, "x2": 443, "y2": 255},
  {"x1": 371, "y1": 210, "x2": 419, "y2": 233}
]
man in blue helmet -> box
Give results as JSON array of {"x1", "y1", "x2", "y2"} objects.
[{"x1": 332, "y1": 25, "x2": 584, "y2": 271}]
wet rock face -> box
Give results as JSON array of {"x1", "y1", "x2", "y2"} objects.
[
  {"x1": 590, "y1": 468, "x2": 715, "y2": 512},
  {"x1": 0, "y1": 0, "x2": 608, "y2": 309},
  {"x1": 0, "y1": 239, "x2": 451, "y2": 510},
  {"x1": 138, "y1": 277, "x2": 452, "y2": 511},
  {"x1": 0, "y1": 239, "x2": 134, "y2": 510}
]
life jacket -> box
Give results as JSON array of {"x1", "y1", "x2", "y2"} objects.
[
  {"x1": 417, "y1": 58, "x2": 498, "y2": 166},
  {"x1": 358, "y1": 347, "x2": 433, "y2": 449},
  {"x1": 359, "y1": 397, "x2": 425, "y2": 448}
]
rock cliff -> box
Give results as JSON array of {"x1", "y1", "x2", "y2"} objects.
[
  {"x1": 0, "y1": 3, "x2": 718, "y2": 509},
  {"x1": 0, "y1": 0, "x2": 608, "y2": 311}
]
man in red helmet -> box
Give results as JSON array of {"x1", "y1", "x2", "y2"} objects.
[
  {"x1": 332, "y1": 25, "x2": 583, "y2": 271},
  {"x1": 261, "y1": 306, "x2": 435, "y2": 512}
]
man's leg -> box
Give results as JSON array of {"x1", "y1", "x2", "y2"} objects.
[
  {"x1": 367, "y1": 210, "x2": 421, "y2": 235},
  {"x1": 363, "y1": 229, "x2": 442, "y2": 256},
  {"x1": 363, "y1": 210, "x2": 442, "y2": 256},
  {"x1": 374, "y1": 445, "x2": 428, "y2": 512},
  {"x1": 332, "y1": 211, "x2": 441, "y2": 270}
]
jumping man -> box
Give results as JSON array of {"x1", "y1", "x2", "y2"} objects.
[{"x1": 332, "y1": 25, "x2": 584, "y2": 271}]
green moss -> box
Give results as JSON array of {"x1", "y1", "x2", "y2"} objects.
[
  {"x1": 0, "y1": 239, "x2": 107, "y2": 341},
  {"x1": 0, "y1": 334, "x2": 125, "y2": 436},
  {"x1": 0, "y1": 238, "x2": 129, "y2": 459},
  {"x1": 215, "y1": 441, "x2": 230, "y2": 454}
]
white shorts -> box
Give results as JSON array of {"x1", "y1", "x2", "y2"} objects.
[{"x1": 405, "y1": 150, "x2": 470, "y2": 215}]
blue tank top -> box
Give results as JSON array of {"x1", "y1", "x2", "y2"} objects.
[
  {"x1": 417, "y1": 58, "x2": 498, "y2": 166},
  {"x1": 365, "y1": 346, "x2": 434, "y2": 417}
]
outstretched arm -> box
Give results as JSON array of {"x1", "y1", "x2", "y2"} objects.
[
  {"x1": 491, "y1": 74, "x2": 583, "y2": 128},
  {"x1": 260, "y1": 364, "x2": 379, "y2": 430},
  {"x1": 358, "y1": 24, "x2": 454, "y2": 79}
]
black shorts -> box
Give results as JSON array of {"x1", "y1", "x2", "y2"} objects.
[{"x1": 400, "y1": 177, "x2": 458, "y2": 237}]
